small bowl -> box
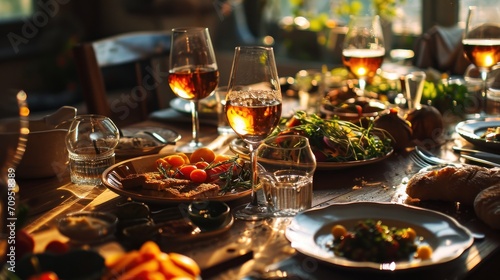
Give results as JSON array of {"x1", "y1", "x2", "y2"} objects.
[
  {"x1": 57, "y1": 211, "x2": 118, "y2": 243},
  {"x1": 188, "y1": 201, "x2": 230, "y2": 230}
]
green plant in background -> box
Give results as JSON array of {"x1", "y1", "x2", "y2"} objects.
[
  {"x1": 421, "y1": 81, "x2": 470, "y2": 115},
  {"x1": 333, "y1": 0, "x2": 405, "y2": 22}
]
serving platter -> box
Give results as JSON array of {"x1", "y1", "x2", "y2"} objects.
[
  {"x1": 455, "y1": 119, "x2": 500, "y2": 151},
  {"x1": 285, "y1": 202, "x2": 473, "y2": 271},
  {"x1": 116, "y1": 127, "x2": 181, "y2": 157},
  {"x1": 101, "y1": 154, "x2": 251, "y2": 204},
  {"x1": 229, "y1": 138, "x2": 394, "y2": 170}
]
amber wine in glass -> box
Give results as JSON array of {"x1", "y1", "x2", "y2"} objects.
[
  {"x1": 225, "y1": 46, "x2": 282, "y2": 220},
  {"x1": 169, "y1": 27, "x2": 219, "y2": 152},
  {"x1": 342, "y1": 15, "x2": 385, "y2": 93},
  {"x1": 462, "y1": 6, "x2": 500, "y2": 117}
]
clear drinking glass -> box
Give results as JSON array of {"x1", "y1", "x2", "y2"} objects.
[
  {"x1": 462, "y1": 6, "x2": 500, "y2": 118},
  {"x1": 225, "y1": 46, "x2": 283, "y2": 220},
  {"x1": 66, "y1": 115, "x2": 120, "y2": 186},
  {"x1": 257, "y1": 135, "x2": 316, "y2": 217},
  {"x1": 404, "y1": 71, "x2": 426, "y2": 110},
  {"x1": 342, "y1": 15, "x2": 385, "y2": 93},
  {"x1": 168, "y1": 27, "x2": 219, "y2": 152}
]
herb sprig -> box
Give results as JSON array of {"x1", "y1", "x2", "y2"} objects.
[{"x1": 272, "y1": 111, "x2": 392, "y2": 162}]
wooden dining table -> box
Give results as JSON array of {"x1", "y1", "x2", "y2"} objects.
[{"x1": 18, "y1": 107, "x2": 500, "y2": 280}]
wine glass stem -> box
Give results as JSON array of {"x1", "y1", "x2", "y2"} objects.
[
  {"x1": 480, "y1": 71, "x2": 488, "y2": 115},
  {"x1": 190, "y1": 100, "x2": 200, "y2": 144},
  {"x1": 359, "y1": 78, "x2": 366, "y2": 92},
  {"x1": 248, "y1": 143, "x2": 259, "y2": 207}
]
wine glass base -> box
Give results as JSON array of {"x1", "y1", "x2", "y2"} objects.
[
  {"x1": 233, "y1": 203, "x2": 272, "y2": 221},
  {"x1": 175, "y1": 140, "x2": 205, "y2": 153}
]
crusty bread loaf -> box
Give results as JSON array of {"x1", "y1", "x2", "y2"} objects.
[
  {"x1": 406, "y1": 165, "x2": 500, "y2": 205},
  {"x1": 474, "y1": 184, "x2": 500, "y2": 230}
]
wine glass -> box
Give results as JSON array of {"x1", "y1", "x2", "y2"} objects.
[
  {"x1": 225, "y1": 46, "x2": 282, "y2": 220},
  {"x1": 342, "y1": 15, "x2": 385, "y2": 94},
  {"x1": 169, "y1": 27, "x2": 219, "y2": 152},
  {"x1": 462, "y1": 6, "x2": 500, "y2": 118}
]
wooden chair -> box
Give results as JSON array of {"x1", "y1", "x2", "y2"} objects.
[{"x1": 72, "y1": 31, "x2": 171, "y2": 126}]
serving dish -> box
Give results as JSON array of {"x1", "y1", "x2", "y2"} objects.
[
  {"x1": 101, "y1": 154, "x2": 252, "y2": 203},
  {"x1": 57, "y1": 211, "x2": 118, "y2": 243},
  {"x1": 229, "y1": 138, "x2": 393, "y2": 170},
  {"x1": 122, "y1": 214, "x2": 234, "y2": 245},
  {"x1": 116, "y1": 126, "x2": 181, "y2": 157},
  {"x1": 285, "y1": 202, "x2": 473, "y2": 271},
  {"x1": 455, "y1": 119, "x2": 500, "y2": 151}
]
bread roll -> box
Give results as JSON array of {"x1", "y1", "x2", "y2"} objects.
[
  {"x1": 406, "y1": 165, "x2": 500, "y2": 205},
  {"x1": 474, "y1": 185, "x2": 500, "y2": 230}
]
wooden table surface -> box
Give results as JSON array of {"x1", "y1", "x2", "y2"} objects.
[{"x1": 18, "y1": 110, "x2": 500, "y2": 280}]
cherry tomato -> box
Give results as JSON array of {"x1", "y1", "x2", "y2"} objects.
[
  {"x1": 178, "y1": 165, "x2": 197, "y2": 179},
  {"x1": 156, "y1": 158, "x2": 170, "y2": 169},
  {"x1": 205, "y1": 165, "x2": 228, "y2": 181},
  {"x1": 194, "y1": 161, "x2": 209, "y2": 169},
  {"x1": 165, "y1": 155, "x2": 185, "y2": 167},
  {"x1": 44, "y1": 240, "x2": 69, "y2": 254},
  {"x1": 190, "y1": 169, "x2": 207, "y2": 183}
]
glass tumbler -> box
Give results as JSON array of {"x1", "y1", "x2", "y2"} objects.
[
  {"x1": 256, "y1": 135, "x2": 316, "y2": 217},
  {"x1": 65, "y1": 115, "x2": 120, "y2": 185}
]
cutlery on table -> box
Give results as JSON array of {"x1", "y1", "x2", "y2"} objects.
[
  {"x1": 460, "y1": 154, "x2": 500, "y2": 167},
  {"x1": 416, "y1": 146, "x2": 500, "y2": 168},
  {"x1": 452, "y1": 146, "x2": 500, "y2": 167},
  {"x1": 414, "y1": 146, "x2": 459, "y2": 166}
]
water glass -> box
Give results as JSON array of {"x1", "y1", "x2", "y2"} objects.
[
  {"x1": 214, "y1": 86, "x2": 235, "y2": 135},
  {"x1": 256, "y1": 135, "x2": 316, "y2": 217},
  {"x1": 65, "y1": 115, "x2": 120, "y2": 185},
  {"x1": 404, "y1": 71, "x2": 426, "y2": 110}
]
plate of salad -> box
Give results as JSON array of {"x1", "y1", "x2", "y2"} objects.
[
  {"x1": 285, "y1": 202, "x2": 473, "y2": 271},
  {"x1": 230, "y1": 111, "x2": 394, "y2": 170}
]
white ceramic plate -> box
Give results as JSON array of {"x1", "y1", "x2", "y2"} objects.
[
  {"x1": 116, "y1": 127, "x2": 181, "y2": 157},
  {"x1": 456, "y1": 119, "x2": 500, "y2": 151},
  {"x1": 229, "y1": 138, "x2": 394, "y2": 170},
  {"x1": 285, "y1": 202, "x2": 473, "y2": 271},
  {"x1": 101, "y1": 154, "x2": 251, "y2": 204}
]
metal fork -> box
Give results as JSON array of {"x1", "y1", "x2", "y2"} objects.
[
  {"x1": 409, "y1": 150, "x2": 432, "y2": 168},
  {"x1": 410, "y1": 146, "x2": 462, "y2": 168}
]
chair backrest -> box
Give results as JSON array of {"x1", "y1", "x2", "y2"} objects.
[{"x1": 72, "y1": 31, "x2": 171, "y2": 126}]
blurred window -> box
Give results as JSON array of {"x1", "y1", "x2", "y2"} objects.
[
  {"x1": 392, "y1": 1, "x2": 422, "y2": 36},
  {"x1": 459, "y1": 0, "x2": 499, "y2": 28},
  {"x1": 0, "y1": 0, "x2": 33, "y2": 22}
]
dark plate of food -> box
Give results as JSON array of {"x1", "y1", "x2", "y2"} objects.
[
  {"x1": 456, "y1": 119, "x2": 500, "y2": 151},
  {"x1": 101, "y1": 153, "x2": 251, "y2": 204},
  {"x1": 286, "y1": 202, "x2": 473, "y2": 271},
  {"x1": 230, "y1": 111, "x2": 394, "y2": 170}
]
